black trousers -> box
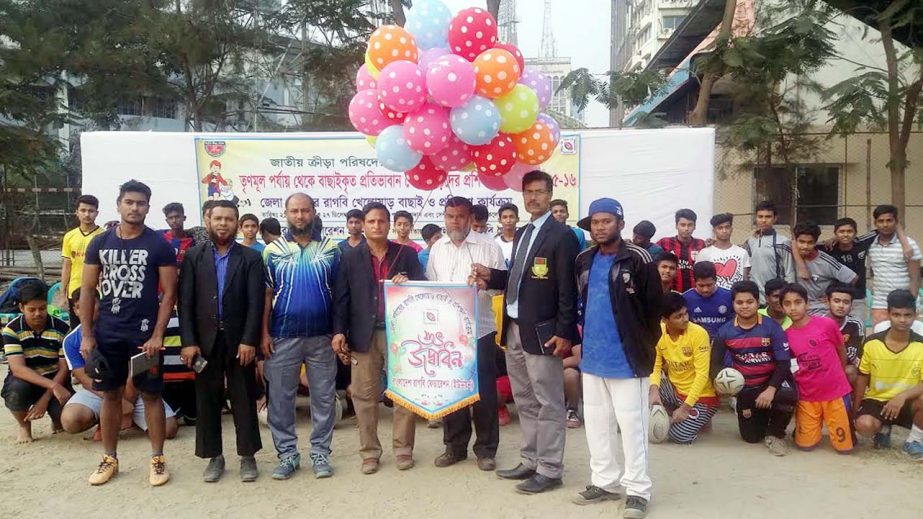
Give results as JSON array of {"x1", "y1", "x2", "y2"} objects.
[
  {"x1": 195, "y1": 332, "x2": 262, "y2": 459},
  {"x1": 736, "y1": 383, "x2": 796, "y2": 443},
  {"x1": 444, "y1": 332, "x2": 499, "y2": 459}
]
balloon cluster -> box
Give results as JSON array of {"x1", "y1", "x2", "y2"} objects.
[{"x1": 348, "y1": 1, "x2": 561, "y2": 192}]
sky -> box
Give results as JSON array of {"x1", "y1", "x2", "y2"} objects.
[{"x1": 438, "y1": 0, "x2": 612, "y2": 126}]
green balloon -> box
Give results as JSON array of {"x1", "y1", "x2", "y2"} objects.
[{"x1": 495, "y1": 85, "x2": 539, "y2": 134}]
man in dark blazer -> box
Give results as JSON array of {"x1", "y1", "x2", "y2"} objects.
[
  {"x1": 332, "y1": 202, "x2": 425, "y2": 476},
  {"x1": 472, "y1": 170, "x2": 580, "y2": 495},
  {"x1": 179, "y1": 200, "x2": 264, "y2": 483}
]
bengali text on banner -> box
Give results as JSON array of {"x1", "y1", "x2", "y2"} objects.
[{"x1": 193, "y1": 135, "x2": 580, "y2": 241}]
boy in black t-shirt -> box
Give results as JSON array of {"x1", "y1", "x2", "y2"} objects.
[{"x1": 79, "y1": 180, "x2": 178, "y2": 487}]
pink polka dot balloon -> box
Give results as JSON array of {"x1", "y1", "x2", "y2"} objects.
[
  {"x1": 378, "y1": 60, "x2": 427, "y2": 113},
  {"x1": 448, "y1": 7, "x2": 498, "y2": 62},
  {"x1": 348, "y1": 90, "x2": 391, "y2": 136},
  {"x1": 470, "y1": 133, "x2": 516, "y2": 177},
  {"x1": 380, "y1": 102, "x2": 408, "y2": 123},
  {"x1": 403, "y1": 103, "x2": 451, "y2": 154},
  {"x1": 520, "y1": 69, "x2": 553, "y2": 109},
  {"x1": 503, "y1": 161, "x2": 533, "y2": 192},
  {"x1": 426, "y1": 54, "x2": 476, "y2": 108},
  {"x1": 494, "y1": 42, "x2": 525, "y2": 72},
  {"x1": 356, "y1": 64, "x2": 377, "y2": 91},
  {"x1": 406, "y1": 156, "x2": 448, "y2": 190},
  {"x1": 478, "y1": 169, "x2": 508, "y2": 191},
  {"x1": 432, "y1": 133, "x2": 472, "y2": 171}
]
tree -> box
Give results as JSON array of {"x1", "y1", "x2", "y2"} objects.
[
  {"x1": 557, "y1": 67, "x2": 667, "y2": 128},
  {"x1": 823, "y1": 1, "x2": 923, "y2": 216}
]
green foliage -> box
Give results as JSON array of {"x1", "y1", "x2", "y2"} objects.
[{"x1": 558, "y1": 67, "x2": 667, "y2": 113}]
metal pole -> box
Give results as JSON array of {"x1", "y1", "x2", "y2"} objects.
[{"x1": 866, "y1": 138, "x2": 872, "y2": 229}]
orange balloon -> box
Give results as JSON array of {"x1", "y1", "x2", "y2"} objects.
[
  {"x1": 473, "y1": 49, "x2": 521, "y2": 99},
  {"x1": 368, "y1": 25, "x2": 419, "y2": 70},
  {"x1": 513, "y1": 120, "x2": 558, "y2": 165}
]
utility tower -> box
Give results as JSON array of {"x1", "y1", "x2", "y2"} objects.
[
  {"x1": 540, "y1": 0, "x2": 556, "y2": 58},
  {"x1": 498, "y1": 0, "x2": 519, "y2": 45}
]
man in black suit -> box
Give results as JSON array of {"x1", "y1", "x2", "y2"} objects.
[
  {"x1": 332, "y1": 202, "x2": 425, "y2": 476},
  {"x1": 471, "y1": 170, "x2": 580, "y2": 495},
  {"x1": 179, "y1": 200, "x2": 264, "y2": 483}
]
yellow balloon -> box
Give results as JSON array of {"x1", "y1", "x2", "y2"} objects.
[
  {"x1": 366, "y1": 135, "x2": 377, "y2": 148},
  {"x1": 495, "y1": 84, "x2": 539, "y2": 134},
  {"x1": 365, "y1": 52, "x2": 380, "y2": 79}
]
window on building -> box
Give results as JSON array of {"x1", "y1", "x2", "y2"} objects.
[
  {"x1": 636, "y1": 26, "x2": 651, "y2": 49},
  {"x1": 152, "y1": 98, "x2": 177, "y2": 119},
  {"x1": 753, "y1": 165, "x2": 840, "y2": 225},
  {"x1": 662, "y1": 15, "x2": 684, "y2": 32},
  {"x1": 117, "y1": 97, "x2": 142, "y2": 116}
]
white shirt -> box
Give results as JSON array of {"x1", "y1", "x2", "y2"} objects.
[
  {"x1": 426, "y1": 230, "x2": 506, "y2": 337},
  {"x1": 869, "y1": 234, "x2": 922, "y2": 308},
  {"x1": 507, "y1": 211, "x2": 553, "y2": 319},
  {"x1": 495, "y1": 234, "x2": 515, "y2": 268},
  {"x1": 696, "y1": 244, "x2": 751, "y2": 290}
]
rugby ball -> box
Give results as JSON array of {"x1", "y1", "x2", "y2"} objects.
[
  {"x1": 649, "y1": 404, "x2": 670, "y2": 444},
  {"x1": 714, "y1": 368, "x2": 745, "y2": 396}
]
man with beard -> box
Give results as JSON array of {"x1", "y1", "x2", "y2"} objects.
[
  {"x1": 426, "y1": 197, "x2": 506, "y2": 471},
  {"x1": 179, "y1": 200, "x2": 264, "y2": 482},
  {"x1": 261, "y1": 193, "x2": 340, "y2": 480},
  {"x1": 570, "y1": 198, "x2": 662, "y2": 518}
]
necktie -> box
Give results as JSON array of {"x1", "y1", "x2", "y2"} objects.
[{"x1": 506, "y1": 223, "x2": 534, "y2": 305}]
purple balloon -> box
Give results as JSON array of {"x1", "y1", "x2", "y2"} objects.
[
  {"x1": 419, "y1": 47, "x2": 451, "y2": 73},
  {"x1": 537, "y1": 113, "x2": 561, "y2": 142},
  {"x1": 520, "y1": 69, "x2": 552, "y2": 109}
]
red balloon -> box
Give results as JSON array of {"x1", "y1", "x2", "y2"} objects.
[
  {"x1": 406, "y1": 156, "x2": 448, "y2": 190},
  {"x1": 380, "y1": 102, "x2": 408, "y2": 123},
  {"x1": 478, "y1": 170, "x2": 508, "y2": 191},
  {"x1": 448, "y1": 7, "x2": 498, "y2": 61},
  {"x1": 494, "y1": 42, "x2": 525, "y2": 72},
  {"x1": 470, "y1": 133, "x2": 516, "y2": 176}
]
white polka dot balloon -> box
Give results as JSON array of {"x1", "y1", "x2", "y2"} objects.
[
  {"x1": 348, "y1": 89, "x2": 392, "y2": 136},
  {"x1": 426, "y1": 54, "x2": 477, "y2": 108}
]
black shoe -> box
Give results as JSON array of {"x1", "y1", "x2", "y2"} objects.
[
  {"x1": 496, "y1": 463, "x2": 536, "y2": 480},
  {"x1": 434, "y1": 451, "x2": 466, "y2": 467},
  {"x1": 515, "y1": 473, "x2": 563, "y2": 495},
  {"x1": 203, "y1": 455, "x2": 225, "y2": 483},
  {"x1": 624, "y1": 496, "x2": 649, "y2": 518},
  {"x1": 240, "y1": 456, "x2": 258, "y2": 482},
  {"x1": 572, "y1": 485, "x2": 622, "y2": 505}
]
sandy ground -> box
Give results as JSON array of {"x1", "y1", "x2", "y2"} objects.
[{"x1": 1, "y1": 366, "x2": 921, "y2": 519}]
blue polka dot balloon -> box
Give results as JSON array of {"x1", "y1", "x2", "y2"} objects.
[
  {"x1": 405, "y1": 0, "x2": 452, "y2": 51},
  {"x1": 450, "y1": 95, "x2": 501, "y2": 146},
  {"x1": 376, "y1": 124, "x2": 423, "y2": 172}
]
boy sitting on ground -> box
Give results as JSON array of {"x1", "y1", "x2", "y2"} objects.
[
  {"x1": 649, "y1": 293, "x2": 719, "y2": 443},
  {"x1": 1, "y1": 282, "x2": 72, "y2": 443},
  {"x1": 853, "y1": 289, "x2": 923, "y2": 460}
]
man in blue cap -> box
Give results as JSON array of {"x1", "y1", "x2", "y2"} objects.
[{"x1": 571, "y1": 198, "x2": 662, "y2": 519}]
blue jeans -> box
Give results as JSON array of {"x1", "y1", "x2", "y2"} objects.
[{"x1": 264, "y1": 335, "x2": 336, "y2": 459}]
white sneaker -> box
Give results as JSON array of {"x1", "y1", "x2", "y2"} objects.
[{"x1": 765, "y1": 436, "x2": 788, "y2": 457}]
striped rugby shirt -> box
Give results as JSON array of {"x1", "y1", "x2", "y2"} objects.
[
  {"x1": 801, "y1": 250, "x2": 858, "y2": 316},
  {"x1": 2, "y1": 314, "x2": 68, "y2": 376},
  {"x1": 868, "y1": 233, "x2": 921, "y2": 309}
]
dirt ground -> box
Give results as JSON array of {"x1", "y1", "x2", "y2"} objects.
[{"x1": 1, "y1": 368, "x2": 921, "y2": 519}]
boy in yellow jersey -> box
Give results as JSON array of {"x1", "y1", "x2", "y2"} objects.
[
  {"x1": 649, "y1": 292, "x2": 719, "y2": 443},
  {"x1": 853, "y1": 290, "x2": 923, "y2": 460},
  {"x1": 61, "y1": 195, "x2": 102, "y2": 328}
]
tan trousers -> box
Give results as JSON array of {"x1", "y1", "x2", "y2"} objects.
[{"x1": 351, "y1": 330, "x2": 416, "y2": 460}]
